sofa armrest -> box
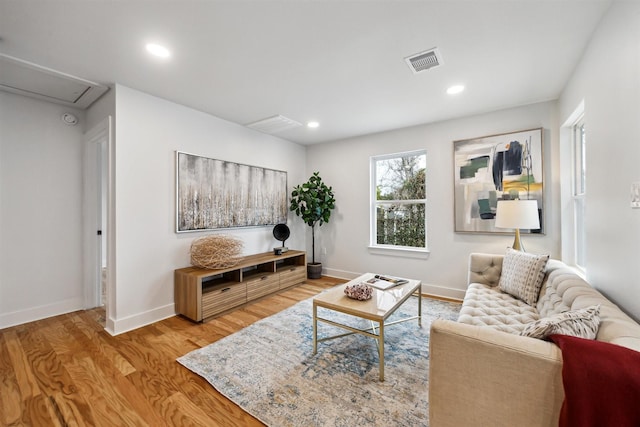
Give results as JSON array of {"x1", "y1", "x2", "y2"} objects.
[
  {"x1": 468, "y1": 252, "x2": 504, "y2": 287},
  {"x1": 429, "y1": 319, "x2": 564, "y2": 427}
]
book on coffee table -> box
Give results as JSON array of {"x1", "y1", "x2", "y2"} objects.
[{"x1": 364, "y1": 274, "x2": 409, "y2": 290}]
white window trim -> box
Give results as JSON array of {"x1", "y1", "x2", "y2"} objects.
[
  {"x1": 572, "y1": 115, "x2": 586, "y2": 271},
  {"x1": 561, "y1": 100, "x2": 586, "y2": 271},
  {"x1": 367, "y1": 245, "x2": 430, "y2": 258},
  {"x1": 369, "y1": 149, "x2": 428, "y2": 256}
]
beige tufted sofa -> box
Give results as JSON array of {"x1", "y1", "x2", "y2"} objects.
[{"x1": 429, "y1": 252, "x2": 640, "y2": 427}]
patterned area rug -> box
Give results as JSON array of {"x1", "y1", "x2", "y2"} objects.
[{"x1": 177, "y1": 295, "x2": 460, "y2": 427}]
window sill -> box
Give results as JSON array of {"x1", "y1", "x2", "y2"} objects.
[{"x1": 367, "y1": 245, "x2": 430, "y2": 259}]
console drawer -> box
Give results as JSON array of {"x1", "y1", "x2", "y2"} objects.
[
  {"x1": 246, "y1": 273, "x2": 279, "y2": 301},
  {"x1": 202, "y1": 282, "x2": 247, "y2": 318},
  {"x1": 279, "y1": 265, "x2": 306, "y2": 289}
]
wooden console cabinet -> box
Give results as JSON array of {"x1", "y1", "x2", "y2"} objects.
[{"x1": 174, "y1": 250, "x2": 307, "y2": 322}]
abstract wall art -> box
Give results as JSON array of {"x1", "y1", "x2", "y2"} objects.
[
  {"x1": 453, "y1": 128, "x2": 544, "y2": 234},
  {"x1": 176, "y1": 152, "x2": 287, "y2": 232}
]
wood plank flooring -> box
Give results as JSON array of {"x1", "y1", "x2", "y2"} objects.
[{"x1": 0, "y1": 277, "x2": 345, "y2": 427}]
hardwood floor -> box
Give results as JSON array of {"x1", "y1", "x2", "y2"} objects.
[{"x1": 0, "y1": 277, "x2": 345, "y2": 427}]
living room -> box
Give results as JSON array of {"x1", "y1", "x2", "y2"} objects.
[
  {"x1": 2, "y1": 0, "x2": 638, "y2": 333},
  {"x1": 1, "y1": 1, "x2": 639, "y2": 423}
]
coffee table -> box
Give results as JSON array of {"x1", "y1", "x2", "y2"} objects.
[{"x1": 312, "y1": 273, "x2": 422, "y2": 381}]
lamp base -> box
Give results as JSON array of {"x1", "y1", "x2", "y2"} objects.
[{"x1": 512, "y1": 229, "x2": 525, "y2": 251}]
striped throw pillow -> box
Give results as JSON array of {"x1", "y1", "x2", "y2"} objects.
[
  {"x1": 520, "y1": 305, "x2": 601, "y2": 340},
  {"x1": 498, "y1": 248, "x2": 549, "y2": 305}
]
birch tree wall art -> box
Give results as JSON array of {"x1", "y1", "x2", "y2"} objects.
[{"x1": 176, "y1": 152, "x2": 288, "y2": 232}]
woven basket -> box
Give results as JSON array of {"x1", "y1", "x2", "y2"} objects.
[{"x1": 190, "y1": 235, "x2": 243, "y2": 269}]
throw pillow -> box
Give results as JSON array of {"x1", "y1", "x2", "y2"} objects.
[
  {"x1": 498, "y1": 248, "x2": 549, "y2": 305},
  {"x1": 520, "y1": 305, "x2": 601, "y2": 340}
]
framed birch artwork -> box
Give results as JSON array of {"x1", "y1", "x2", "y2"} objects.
[
  {"x1": 176, "y1": 152, "x2": 288, "y2": 232},
  {"x1": 453, "y1": 128, "x2": 544, "y2": 234}
]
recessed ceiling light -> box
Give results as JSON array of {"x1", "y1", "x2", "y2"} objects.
[
  {"x1": 307, "y1": 121, "x2": 319, "y2": 128},
  {"x1": 447, "y1": 85, "x2": 465, "y2": 95},
  {"x1": 146, "y1": 43, "x2": 171, "y2": 58}
]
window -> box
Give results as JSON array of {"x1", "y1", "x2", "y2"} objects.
[
  {"x1": 572, "y1": 117, "x2": 586, "y2": 269},
  {"x1": 370, "y1": 150, "x2": 427, "y2": 252}
]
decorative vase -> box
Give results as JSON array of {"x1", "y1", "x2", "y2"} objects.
[{"x1": 307, "y1": 262, "x2": 322, "y2": 279}]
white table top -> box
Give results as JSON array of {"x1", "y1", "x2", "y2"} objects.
[{"x1": 313, "y1": 273, "x2": 421, "y2": 321}]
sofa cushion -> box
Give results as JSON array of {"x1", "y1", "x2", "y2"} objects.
[
  {"x1": 498, "y1": 248, "x2": 549, "y2": 305},
  {"x1": 458, "y1": 283, "x2": 540, "y2": 334},
  {"x1": 468, "y1": 253, "x2": 504, "y2": 287},
  {"x1": 536, "y1": 279, "x2": 571, "y2": 318},
  {"x1": 520, "y1": 305, "x2": 601, "y2": 340}
]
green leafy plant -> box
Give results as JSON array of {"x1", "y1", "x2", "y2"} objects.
[{"x1": 290, "y1": 171, "x2": 336, "y2": 264}]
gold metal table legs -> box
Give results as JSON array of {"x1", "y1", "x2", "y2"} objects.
[{"x1": 312, "y1": 293, "x2": 422, "y2": 381}]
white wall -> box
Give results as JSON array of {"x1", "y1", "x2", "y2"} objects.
[
  {"x1": 0, "y1": 92, "x2": 86, "y2": 328},
  {"x1": 109, "y1": 84, "x2": 307, "y2": 333},
  {"x1": 559, "y1": 0, "x2": 640, "y2": 321},
  {"x1": 307, "y1": 101, "x2": 561, "y2": 299}
]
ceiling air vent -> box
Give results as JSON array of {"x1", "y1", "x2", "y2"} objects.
[
  {"x1": 405, "y1": 48, "x2": 443, "y2": 74},
  {"x1": 0, "y1": 53, "x2": 109, "y2": 109},
  {"x1": 246, "y1": 115, "x2": 302, "y2": 134}
]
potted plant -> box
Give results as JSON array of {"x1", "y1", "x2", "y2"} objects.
[{"x1": 290, "y1": 171, "x2": 336, "y2": 279}]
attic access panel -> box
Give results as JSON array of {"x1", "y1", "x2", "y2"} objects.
[
  {"x1": 0, "y1": 53, "x2": 108, "y2": 109},
  {"x1": 246, "y1": 115, "x2": 302, "y2": 134}
]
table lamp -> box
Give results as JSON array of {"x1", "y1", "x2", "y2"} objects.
[{"x1": 494, "y1": 200, "x2": 540, "y2": 251}]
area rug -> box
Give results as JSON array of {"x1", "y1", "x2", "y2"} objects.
[{"x1": 177, "y1": 295, "x2": 461, "y2": 427}]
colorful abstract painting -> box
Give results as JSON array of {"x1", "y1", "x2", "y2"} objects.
[
  {"x1": 453, "y1": 128, "x2": 544, "y2": 233},
  {"x1": 176, "y1": 152, "x2": 287, "y2": 232}
]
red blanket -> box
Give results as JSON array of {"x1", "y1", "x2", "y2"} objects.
[{"x1": 550, "y1": 334, "x2": 640, "y2": 427}]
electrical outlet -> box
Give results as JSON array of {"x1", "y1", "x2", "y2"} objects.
[{"x1": 322, "y1": 247, "x2": 327, "y2": 255}]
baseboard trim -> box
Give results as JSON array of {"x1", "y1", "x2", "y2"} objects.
[
  {"x1": 420, "y1": 283, "x2": 465, "y2": 301},
  {"x1": 0, "y1": 297, "x2": 84, "y2": 329},
  {"x1": 321, "y1": 267, "x2": 465, "y2": 301},
  {"x1": 321, "y1": 267, "x2": 361, "y2": 280},
  {"x1": 106, "y1": 303, "x2": 176, "y2": 336}
]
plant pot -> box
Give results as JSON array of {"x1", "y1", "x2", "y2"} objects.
[{"x1": 307, "y1": 262, "x2": 322, "y2": 279}]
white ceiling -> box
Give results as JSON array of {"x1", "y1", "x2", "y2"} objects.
[{"x1": 0, "y1": 0, "x2": 611, "y2": 145}]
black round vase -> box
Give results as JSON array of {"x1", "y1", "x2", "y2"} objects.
[{"x1": 307, "y1": 263, "x2": 322, "y2": 279}]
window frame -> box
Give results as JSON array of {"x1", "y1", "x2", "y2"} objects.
[
  {"x1": 369, "y1": 149, "x2": 429, "y2": 258},
  {"x1": 572, "y1": 115, "x2": 586, "y2": 270}
]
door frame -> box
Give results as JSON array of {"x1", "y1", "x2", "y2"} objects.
[{"x1": 83, "y1": 116, "x2": 112, "y2": 311}]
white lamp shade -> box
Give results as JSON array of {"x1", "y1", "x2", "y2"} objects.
[{"x1": 495, "y1": 200, "x2": 540, "y2": 230}]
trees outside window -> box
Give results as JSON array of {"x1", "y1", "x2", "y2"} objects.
[{"x1": 371, "y1": 150, "x2": 427, "y2": 249}]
